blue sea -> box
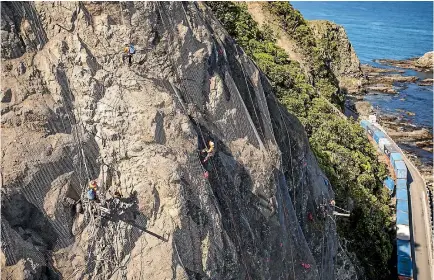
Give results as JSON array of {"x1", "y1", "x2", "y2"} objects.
[
  {"x1": 292, "y1": 1, "x2": 433, "y2": 63},
  {"x1": 293, "y1": 1, "x2": 433, "y2": 163}
]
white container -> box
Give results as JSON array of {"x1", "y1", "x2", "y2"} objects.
[
  {"x1": 379, "y1": 138, "x2": 391, "y2": 152},
  {"x1": 396, "y1": 224, "x2": 411, "y2": 241},
  {"x1": 369, "y1": 114, "x2": 377, "y2": 123}
]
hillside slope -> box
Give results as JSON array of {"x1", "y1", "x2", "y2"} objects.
[
  {"x1": 246, "y1": 2, "x2": 363, "y2": 95},
  {"x1": 308, "y1": 20, "x2": 364, "y2": 94},
  {"x1": 209, "y1": 2, "x2": 392, "y2": 279},
  {"x1": 1, "y1": 2, "x2": 357, "y2": 279}
]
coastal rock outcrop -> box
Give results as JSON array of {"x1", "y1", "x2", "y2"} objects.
[
  {"x1": 308, "y1": 20, "x2": 364, "y2": 94},
  {"x1": 246, "y1": 2, "x2": 363, "y2": 95},
  {"x1": 419, "y1": 78, "x2": 433, "y2": 86},
  {"x1": 415, "y1": 51, "x2": 433, "y2": 69},
  {"x1": 376, "y1": 51, "x2": 434, "y2": 72},
  {"x1": 360, "y1": 64, "x2": 420, "y2": 94},
  {"x1": 1, "y1": 2, "x2": 357, "y2": 279}
]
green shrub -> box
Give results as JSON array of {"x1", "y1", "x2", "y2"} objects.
[{"x1": 208, "y1": 2, "x2": 392, "y2": 278}]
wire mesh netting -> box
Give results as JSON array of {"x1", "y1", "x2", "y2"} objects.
[{"x1": 0, "y1": 2, "x2": 357, "y2": 279}]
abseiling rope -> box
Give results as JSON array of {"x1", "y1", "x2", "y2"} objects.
[
  {"x1": 271, "y1": 96, "x2": 324, "y2": 277},
  {"x1": 272, "y1": 166, "x2": 297, "y2": 279},
  {"x1": 233, "y1": 47, "x2": 267, "y2": 144},
  {"x1": 159, "y1": 3, "x2": 319, "y2": 278},
  {"x1": 155, "y1": 1, "x2": 237, "y2": 274},
  {"x1": 201, "y1": 5, "x2": 307, "y2": 276},
  {"x1": 50, "y1": 56, "x2": 109, "y2": 275},
  {"x1": 156, "y1": 3, "x2": 256, "y2": 278},
  {"x1": 196, "y1": 125, "x2": 253, "y2": 280},
  {"x1": 29, "y1": 51, "x2": 101, "y2": 275}
]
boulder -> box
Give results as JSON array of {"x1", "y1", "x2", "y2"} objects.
[{"x1": 415, "y1": 51, "x2": 433, "y2": 69}]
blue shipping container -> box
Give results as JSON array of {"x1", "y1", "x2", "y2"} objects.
[
  {"x1": 396, "y1": 179, "x2": 407, "y2": 191},
  {"x1": 373, "y1": 130, "x2": 386, "y2": 143},
  {"x1": 397, "y1": 255, "x2": 413, "y2": 278},
  {"x1": 391, "y1": 152, "x2": 403, "y2": 165},
  {"x1": 360, "y1": 120, "x2": 370, "y2": 130},
  {"x1": 384, "y1": 143, "x2": 399, "y2": 157},
  {"x1": 397, "y1": 199, "x2": 409, "y2": 212},
  {"x1": 397, "y1": 210, "x2": 409, "y2": 226},
  {"x1": 383, "y1": 177, "x2": 394, "y2": 194},
  {"x1": 396, "y1": 189, "x2": 408, "y2": 201},
  {"x1": 397, "y1": 239, "x2": 411, "y2": 257},
  {"x1": 394, "y1": 161, "x2": 407, "y2": 180}
]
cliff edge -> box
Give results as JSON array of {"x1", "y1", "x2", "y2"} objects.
[
  {"x1": 246, "y1": 2, "x2": 363, "y2": 95},
  {"x1": 1, "y1": 2, "x2": 357, "y2": 279},
  {"x1": 308, "y1": 20, "x2": 363, "y2": 94}
]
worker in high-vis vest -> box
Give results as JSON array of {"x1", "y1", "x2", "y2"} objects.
[
  {"x1": 122, "y1": 43, "x2": 135, "y2": 66},
  {"x1": 88, "y1": 180, "x2": 98, "y2": 201},
  {"x1": 202, "y1": 140, "x2": 215, "y2": 163}
]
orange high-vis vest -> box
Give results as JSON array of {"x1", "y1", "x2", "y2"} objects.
[{"x1": 89, "y1": 181, "x2": 97, "y2": 190}]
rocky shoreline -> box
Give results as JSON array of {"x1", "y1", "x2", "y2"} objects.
[
  {"x1": 360, "y1": 51, "x2": 433, "y2": 94},
  {"x1": 375, "y1": 51, "x2": 433, "y2": 73},
  {"x1": 361, "y1": 64, "x2": 419, "y2": 94},
  {"x1": 348, "y1": 100, "x2": 433, "y2": 189},
  {"x1": 419, "y1": 78, "x2": 433, "y2": 86},
  {"x1": 350, "y1": 52, "x2": 433, "y2": 189}
]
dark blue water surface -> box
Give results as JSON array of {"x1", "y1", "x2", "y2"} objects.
[
  {"x1": 292, "y1": 1, "x2": 433, "y2": 63},
  {"x1": 364, "y1": 83, "x2": 433, "y2": 129},
  {"x1": 293, "y1": 1, "x2": 433, "y2": 130}
]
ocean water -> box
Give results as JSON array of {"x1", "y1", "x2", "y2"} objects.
[
  {"x1": 293, "y1": 1, "x2": 433, "y2": 130},
  {"x1": 292, "y1": 1, "x2": 433, "y2": 63},
  {"x1": 364, "y1": 75, "x2": 433, "y2": 129},
  {"x1": 292, "y1": 1, "x2": 433, "y2": 165}
]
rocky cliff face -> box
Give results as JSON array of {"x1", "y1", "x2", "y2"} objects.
[
  {"x1": 308, "y1": 20, "x2": 363, "y2": 94},
  {"x1": 1, "y1": 2, "x2": 357, "y2": 279}
]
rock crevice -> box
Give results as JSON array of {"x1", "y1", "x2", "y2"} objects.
[{"x1": 1, "y1": 2, "x2": 356, "y2": 279}]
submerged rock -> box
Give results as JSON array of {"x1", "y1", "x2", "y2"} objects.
[
  {"x1": 366, "y1": 85, "x2": 397, "y2": 94},
  {"x1": 419, "y1": 78, "x2": 433, "y2": 86}
]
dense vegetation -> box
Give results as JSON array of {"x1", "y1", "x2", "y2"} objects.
[
  {"x1": 265, "y1": 2, "x2": 343, "y2": 106},
  {"x1": 208, "y1": 2, "x2": 392, "y2": 279}
]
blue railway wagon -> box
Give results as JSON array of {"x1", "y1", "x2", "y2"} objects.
[
  {"x1": 397, "y1": 240, "x2": 413, "y2": 278},
  {"x1": 384, "y1": 143, "x2": 399, "y2": 157},
  {"x1": 396, "y1": 179, "x2": 407, "y2": 191},
  {"x1": 396, "y1": 210, "x2": 409, "y2": 226},
  {"x1": 397, "y1": 199, "x2": 409, "y2": 213},
  {"x1": 383, "y1": 177, "x2": 395, "y2": 195},
  {"x1": 373, "y1": 130, "x2": 387, "y2": 143},
  {"x1": 391, "y1": 152, "x2": 404, "y2": 165},
  {"x1": 396, "y1": 189, "x2": 408, "y2": 201},
  {"x1": 397, "y1": 239, "x2": 411, "y2": 257},
  {"x1": 397, "y1": 254, "x2": 413, "y2": 279},
  {"x1": 393, "y1": 161, "x2": 408, "y2": 180},
  {"x1": 360, "y1": 120, "x2": 370, "y2": 130}
]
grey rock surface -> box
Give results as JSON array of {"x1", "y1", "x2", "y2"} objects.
[{"x1": 1, "y1": 2, "x2": 357, "y2": 279}]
